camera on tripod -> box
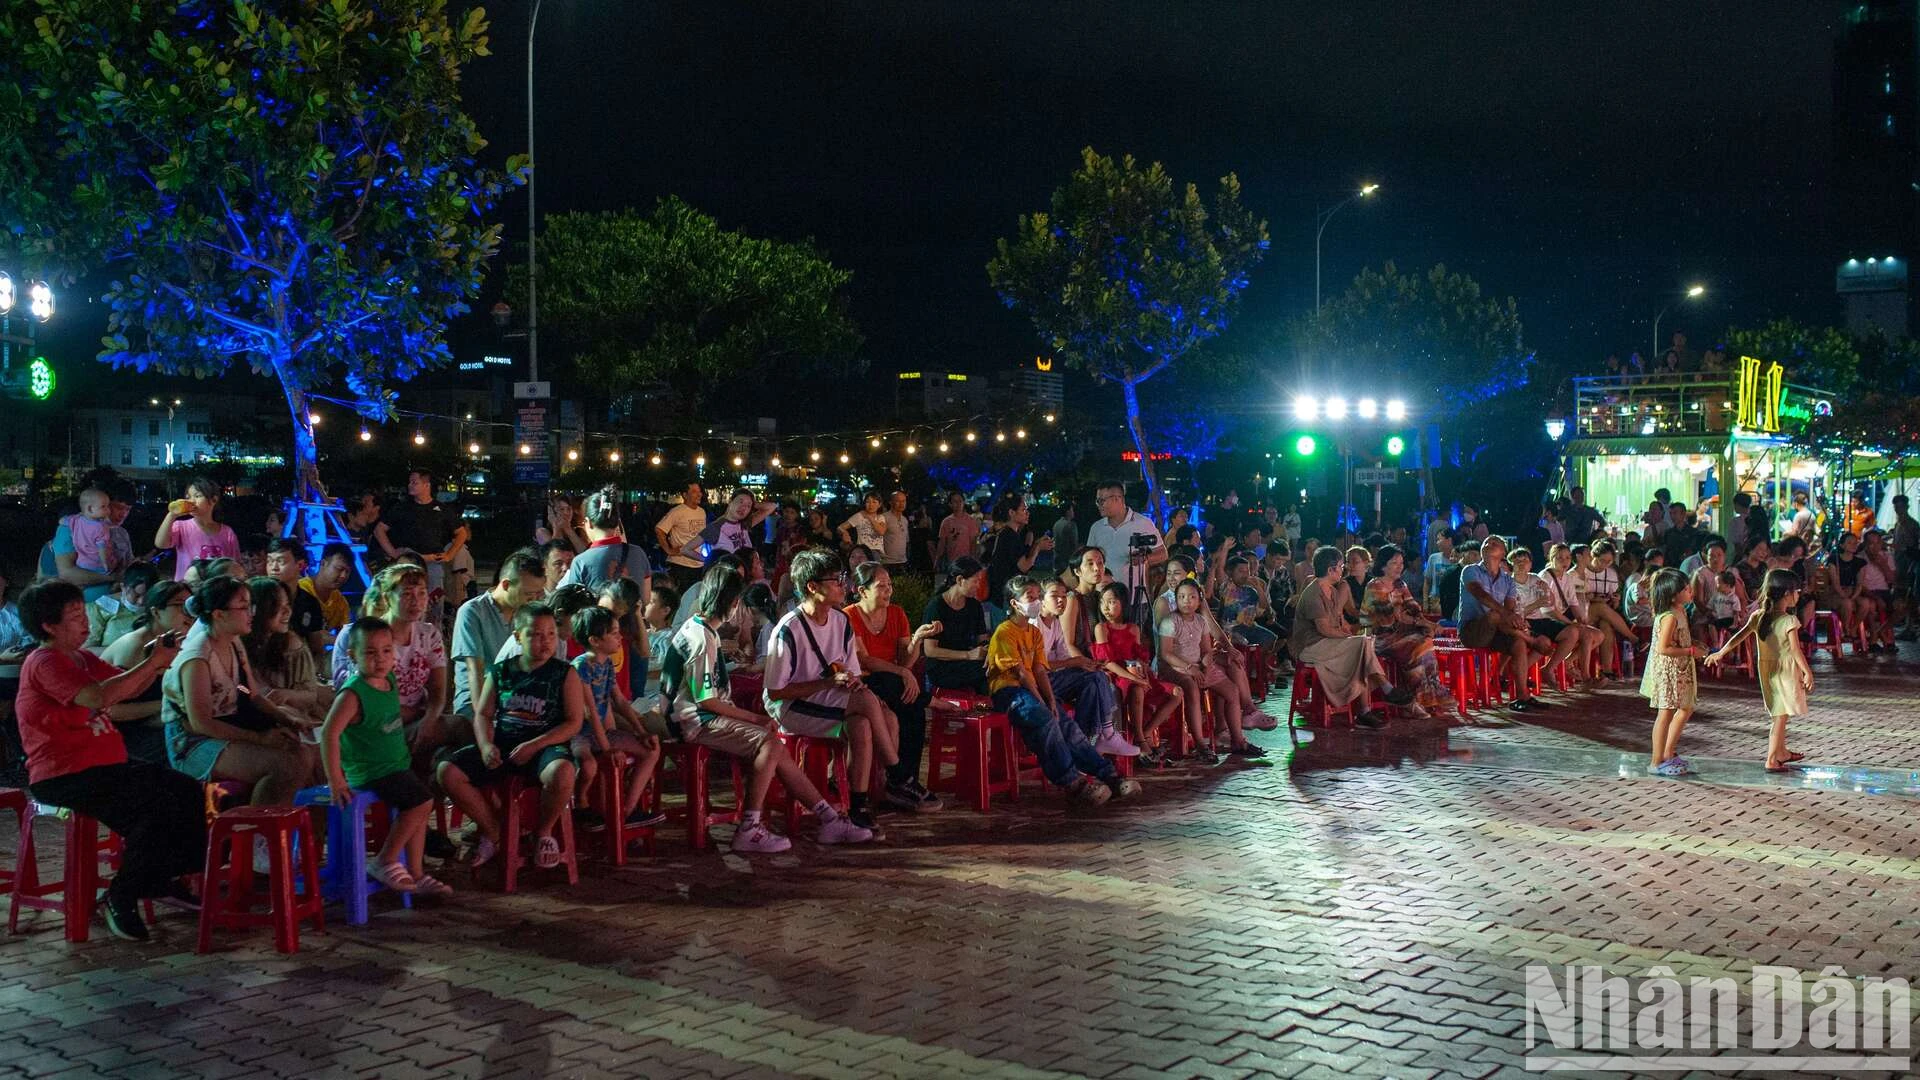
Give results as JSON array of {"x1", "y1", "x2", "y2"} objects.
[{"x1": 1128, "y1": 531, "x2": 1160, "y2": 553}]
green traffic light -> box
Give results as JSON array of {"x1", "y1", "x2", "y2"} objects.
[
  {"x1": 1385, "y1": 435, "x2": 1405, "y2": 457},
  {"x1": 1294, "y1": 434, "x2": 1316, "y2": 457}
]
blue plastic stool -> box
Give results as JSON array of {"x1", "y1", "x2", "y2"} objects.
[{"x1": 292, "y1": 787, "x2": 412, "y2": 925}]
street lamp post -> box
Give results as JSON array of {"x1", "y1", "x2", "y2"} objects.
[
  {"x1": 1314, "y1": 183, "x2": 1379, "y2": 313},
  {"x1": 1652, "y1": 283, "x2": 1707, "y2": 361},
  {"x1": 525, "y1": 0, "x2": 547, "y2": 388}
]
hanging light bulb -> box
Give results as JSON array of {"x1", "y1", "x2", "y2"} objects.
[
  {"x1": 838, "y1": 451, "x2": 850, "y2": 464},
  {"x1": 995, "y1": 432, "x2": 1006, "y2": 443},
  {"x1": 770, "y1": 455, "x2": 781, "y2": 468},
  {"x1": 905, "y1": 443, "x2": 917, "y2": 456},
  {"x1": 869, "y1": 436, "x2": 881, "y2": 449},
  {"x1": 359, "y1": 426, "x2": 372, "y2": 442},
  {"x1": 566, "y1": 448, "x2": 579, "y2": 461},
  {"x1": 518, "y1": 443, "x2": 532, "y2": 456},
  {"x1": 413, "y1": 431, "x2": 426, "y2": 446},
  {"x1": 308, "y1": 412, "x2": 321, "y2": 426},
  {"x1": 965, "y1": 431, "x2": 977, "y2": 443},
  {"x1": 732, "y1": 455, "x2": 744, "y2": 467},
  {"x1": 810, "y1": 449, "x2": 821, "y2": 462},
  {"x1": 695, "y1": 454, "x2": 706, "y2": 467},
  {"x1": 468, "y1": 441, "x2": 481, "y2": 454},
  {"x1": 1044, "y1": 413, "x2": 1056, "y2": 423},
  {"x1": 1015, "y1": 428, "x2": 1027, "y2": 440},
  {"x1": 938, "y1": 440, "x2": 950, "y2": 453},
  {"x1": 610, "y1": 450, "x2": 623, "y2": 463}
]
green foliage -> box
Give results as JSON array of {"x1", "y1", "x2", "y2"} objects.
[
  {"x1": 507, "y1": 200, "x2": 863, "y2": 416},
  {"x1": 887, "y1": 572, "x2": 935, "y2": 632},
  {"x1": 0, "y1": 0, "x2": 521, "y2": 498},
  {"x1": 1292, "y1": 262, "x2": 1527, "y2": 415},
  {"x1": 1725, "y1": 319, "x2": 1868, "y2": 397},
  {"x1": 987, "y1": 147, "x2": 1267, "y2": 514},
  {"x1": 1731, "y1": 318, "x2": 1920, "y2": 465}
]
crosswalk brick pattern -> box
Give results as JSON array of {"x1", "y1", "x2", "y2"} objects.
[{"x1": 3, "y1": 645, "x2": 1919, "y2": 1078}]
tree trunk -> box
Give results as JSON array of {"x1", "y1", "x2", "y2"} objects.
[
  {"x1": 1121, "y1": 379, "x2": 1165, "y2": 524},
  {"x1": 276, "y1": 370, "x2": 324, "y2": 504}
]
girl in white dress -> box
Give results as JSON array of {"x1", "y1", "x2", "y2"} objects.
[{"x1": 1706, "y1": 568, "x2": 1812, "y2": 772}]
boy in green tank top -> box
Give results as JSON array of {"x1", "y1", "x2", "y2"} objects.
[{"x1": 320, "y1": 617, "x2": 452, "y2": 897}]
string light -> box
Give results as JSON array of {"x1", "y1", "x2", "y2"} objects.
[
  {"x1": 518, "y1": 443, "x2": 532, "y2": 456},
  {"x1": 838, "y1": 451, "x2": 850, "y2": 464},
  {"x1": 308, "y1": 412, "x2": 321, "y2": 426},
  {"x1": 810, "y1": 449, "x2": 821, "y2": 462},
  {"x1": 965, "y1": 431, "x2": 977, "y2": 443},
  {"x1": 995, "y1": 432, "x2": 1006, "y2": 443},
  {"x1": 869, "y1": 437, "x2": 881, "y2": 449},
  {"x1": 732, "y1": 455, "x2": 744, "y2": 467},
  {"x1": 468, "y1": 441, "x2": 481, "y2": 454},
  {"x1": 1044, "y1": 413, "x2": 1056, "y2": 423},
  {"x1": 358, "y1": 426, "x2": 371, "y2": 442},
  {"x1": 938, "y1": 440, "x2": 950, "y2": 453},
  {"x1": 650, "y1": 452, "x2": 661, "y2": 466},
  {"x1": 1015, "y1": 428, "x2": 1027, "y2": 440},
  {"x1": 566, "y1": 449, "x2": 579, "y2": 461},
  {"x1": 413, "y1": 431, "x2": 426, "y2": 446},
  {"x1": 770, "y1": 455, "x2": 781, "y2": 468},
  {"x1": 905, "y1": 443, "x2": 917, "y2": 455},
  {"x1": 610, "y1": 450, "x2": 622, "y2": 463}
]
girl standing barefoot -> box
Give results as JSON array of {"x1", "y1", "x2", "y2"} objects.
[
  {"x1": 1641, "y1": 568, "x2": 1706, "y2": 777},
  {"x1": 1706, "y1": 569, "x2": 1812, "y2": 772}
]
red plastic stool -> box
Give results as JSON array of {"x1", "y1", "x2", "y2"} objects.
[
  {"x1": 8, "y1": 801, "x2": 151, "y2": 943},
  {"x1": 197, "y1": 806, "x2": 324, "y2": 954},
  {"x1": 590, "y1": 752, "x2": 656, "y2": 866},
  {"x1": 1286, "y1": 666, "x2": 1354, "y2": 728},
  {"x1": 925, "y1": 709, "x2": 1018, "y2": 810},
  {"x1": 0, "y1": 787, "x2": 25, "y2": 893},
  {"x1": 664, "y1": 742, "x2": 747, "y2": 850},
  {"x1": 1433, "y1": 647, "x2": 1477, "y2": 716},
  {"x1": 1809, "y1": 611, "x2": 1846, "y2": 661},
  {"x1": 780, "y1": 735, "x2": 850, "y2": 827},
  {"x1": 499, "y1": 776, "x2": 579, "y2": 892},
  {"x1": 1237, "y1": 644, "x2": 1272, "y2": 700}
]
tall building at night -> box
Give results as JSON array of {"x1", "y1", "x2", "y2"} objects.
[{"x1": 1833, "y1": 0, "x2": 1919, "y2": 335}]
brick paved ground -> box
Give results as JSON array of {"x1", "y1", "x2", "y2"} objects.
[{"x1": 3, "y1": 644, "x2": 1919, "y2": 1079}]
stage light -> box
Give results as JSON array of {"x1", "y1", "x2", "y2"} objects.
[
  {"x1": 1357, "y1": 398, "x2": 1378, "y2": 419},
  {"x1": 1386, "y1": 435, "x2": 1405, "y2": 456},
  {"x1": 1292, "y1": 395, "x2": 1318, "y2": 421},
  {"x1": 1324, "y1": 397, "x2": 1348, "y2": 421},
  {"x1": 1294, "y1": 435, "x2": 1317, "y2": 457},
  {"x1": 1385, "y1": 399, "x2": 1407, "y2": 421},
  {"x1": 27, "y1": 281, "x2": 52, "y2": 322}
]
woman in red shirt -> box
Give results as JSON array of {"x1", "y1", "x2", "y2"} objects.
[
  {"x1": 845, "y1": 563, "x2": 942, "y2": 812},
  {"x1": 15, "y1": 580, "x2": 205, "y2": 941}
]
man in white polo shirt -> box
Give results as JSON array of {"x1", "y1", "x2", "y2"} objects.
[
  {"x1": 654, "y1": 481, "x2": 708, "y2": 594},
  {"x1": 1085, "y1": 481, "x2": 1167, "y2": 603}
]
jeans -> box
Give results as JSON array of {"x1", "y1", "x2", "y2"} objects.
[
  {"x1": 29, "y1": 762, "x2": 208, "y2": 905},
  {"x1": 863, "y1": 670, "x2": 928, "y2": 787},
  {"x1": 1046, "y1": 667, "x2": 1118, "y2": 737},
  {"x1": 991, "y1": 686, "x2": 1115, "y2": 788}
]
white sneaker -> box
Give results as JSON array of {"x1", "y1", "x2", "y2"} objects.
[
  {"x1": 730, "y1": 823, "x2": 793, "y2": 854},
  {"x1": 1094, "y1": 730, "x2": 1141, "y2": 756},
  {"x1": 815, "y1": 816, "x2": 874, "y2": 845}
]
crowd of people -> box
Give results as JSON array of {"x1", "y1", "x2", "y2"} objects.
[{"x1": 4, "y1": 461, "x2": 1916, "y2": 943}]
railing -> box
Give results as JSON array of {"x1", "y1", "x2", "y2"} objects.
[{"x1": 1570, "y1": 373, "x2": 1831, "y2": 439}]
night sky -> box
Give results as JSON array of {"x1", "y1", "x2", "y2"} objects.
[{"x1": 461, "y1": 0, "x2": 1858, "y2": 391}]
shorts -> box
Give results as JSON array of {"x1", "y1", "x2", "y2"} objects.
[
  {"x1": 164, "y1": 720, "x2": 229, "y2": 782},
  {"x1": 1526, "y1": 618, "x2": 1568, "y2": 640},
  {"x1": 683, "y1": 715, "x2": 775, "y2": 760},
  {"x1": 438, "y1": 732, "x2": 573, "y2": 787},
  {"x1": 777, "y1": 699, "x2": 846, "y2": 738},
  {"x1": 357, "y1": 768, "x2": 433, "y2": 812}
]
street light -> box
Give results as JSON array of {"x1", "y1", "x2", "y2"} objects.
[
  {"x1": 1652, "y1": 283, "x2": 1708, "y2": 360},
  {"x1": 1315, "y1": 182, "x2": 1380, "y2": 312}
]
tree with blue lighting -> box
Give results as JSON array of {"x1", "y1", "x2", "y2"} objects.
[
  {"x1": 0, "y1": 0, "x2": 522, "y2": 501},
  {"x1": 988, "y1": 147, "x2": 1267, "y2": 519}
]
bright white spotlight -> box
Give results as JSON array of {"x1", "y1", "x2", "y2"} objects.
[
  {"x1": 1385, "y1": 399, "x2": 1407, "y2": 421},
  {"x1": 0, "y1": 273, "x2": 13, "y2": 315},
  {"x1": 1324, "y1": 396, "x2": 1349, "y2": 421},
  {"x1": 27, "y1": 281, "x2": 53, "y2": 322},
  {"x1": 1291, "y1": 396, "x2": 1318, "y2": 422},
  {"x1": 1357, "y1": 398, "x2": 1378, "y2": 420}
]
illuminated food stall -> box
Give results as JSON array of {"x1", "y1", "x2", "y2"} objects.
[{"x1": 1563, "y1": 357, "x2": 1835, "y2": 537}]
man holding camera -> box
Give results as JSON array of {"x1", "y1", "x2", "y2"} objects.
[{"x1": 1087, "y1": 482, "x2": 1167, "y2": 625}]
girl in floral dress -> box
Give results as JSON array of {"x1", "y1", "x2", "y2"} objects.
[
  {"x1": 1640, "y1": 568, "x2": 1706, "y2": 777},
  {"x1": 1360, "y1": 579, "x2": 1448, "y2": 719}
]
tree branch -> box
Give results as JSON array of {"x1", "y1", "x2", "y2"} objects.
[{"x1": 159, "y1": 282, "x2": 278, "y2": 344}]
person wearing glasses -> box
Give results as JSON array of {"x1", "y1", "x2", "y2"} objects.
[
  {"x1": 162, "y1": 577, "x2": 317, "y2": 807},
  {"x1": 99, "y1": 581, "x2": 195, "y2": 764}
]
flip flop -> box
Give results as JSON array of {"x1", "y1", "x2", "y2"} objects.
[
  {"x1": 1764, "y1": 759, "x2": 1789, "y2": 773},
  {"x1": 1781, "y1": 751, "x2": 1806, "y2": 764}
]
